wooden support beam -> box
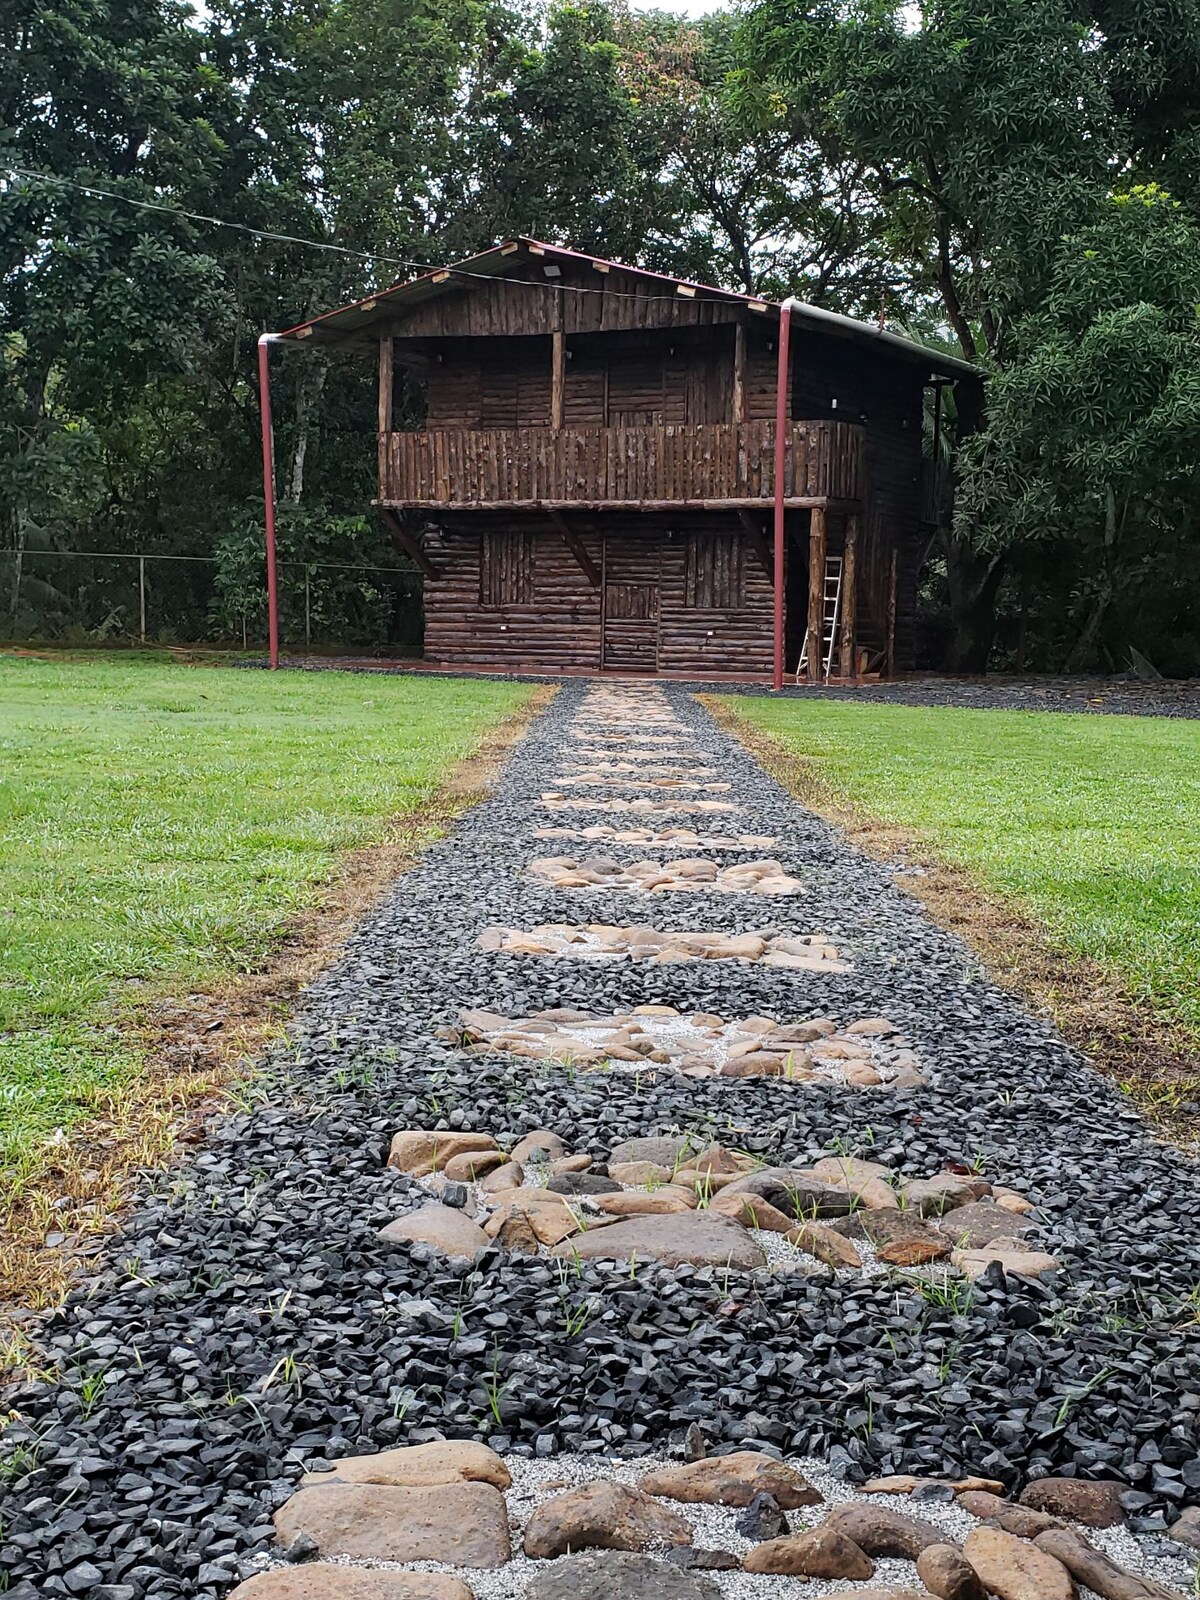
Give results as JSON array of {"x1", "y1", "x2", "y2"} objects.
[
  {"x1": 548, "y1": 509, "x2": 599, "y2": 587},
  {"x1": 737, "y1": 509, "x2": 773, "y2": 582},
  {"x1": 839, "y1": 512, "x2": 859, "y2": 680},
  {"x1": 377, "y1": 506, "x2": 440, "y2": 582},
  {"x1": 731, "y1": 320, "x2": 747, "y2": 424},
  {"x1": 378, "y1": 335, "x2": 393, "y2": 434},
  {"x1": 551, "y1": 289, "x2": 565, "y2": 429},
  {"x1": 806, "y1": 504, "x2": 827, "y2": 683},
  {"x1": 886, "y1": 545, "x2": 898, "y2": 678}
]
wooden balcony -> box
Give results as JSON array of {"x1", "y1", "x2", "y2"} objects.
[{"x1": 378, "y1": 420, "x2": 864, "y2": 510}]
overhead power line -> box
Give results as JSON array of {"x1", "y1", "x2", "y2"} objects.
[{"x1": 1, "y1": 164, "x2": 744, "y2": 305}]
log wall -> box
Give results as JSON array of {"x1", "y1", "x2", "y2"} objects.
[{"x1": 421, "y1": 515, "x2": 777, "y2": 677}]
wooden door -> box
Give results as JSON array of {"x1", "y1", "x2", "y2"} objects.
[{"x1": 602, "y1": 536, "x2": 660, "y2": 672}]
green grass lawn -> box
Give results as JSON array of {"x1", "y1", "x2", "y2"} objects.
[
  {"x1": 0, "y1": 656, "x2": 534, "y2": 1170},
  {"x1": 727, "y1": 697, "x2": 1200, "y2": 1040}
]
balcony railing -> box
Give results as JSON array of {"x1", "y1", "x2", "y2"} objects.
[{"x1": 378, "y1": 420, "x2": 864, "y2": 509}]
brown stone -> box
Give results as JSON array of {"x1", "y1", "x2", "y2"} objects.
[
  {"x1": 609, "y1": 1135, "x2": 702, "y2": 1167},
  {"x1": 846, "y1": 1016, "x2": 898, "y2": 1035},
  {"x1": 958, "y1": 1492, "x2": 1061, "y2": 1538},
  {"x1": 273, "y1": 1481, "x2": 510, "y2": 1567},
  {"x1": 935, "y1": 1202, "x2": 1037, "y2": 1246},
  {"x1": 550, "y1": 1211, "x2": 765, "y2": 1270},
  {"x1": 1020, "y1": 1477, "x2": 1126, "y2": 1528},
  {"x1": 484, "y1": 1195, "x2": 585, "y2": 1247},
  {"x1": 902, "y1": 1176, "x2": 980, "y2": 1216},
  {"x1": 787, "y1": 1222, "x2": 863, "y2": 1270},
  {"x1": 640, "y1": 1451, "x2": 821, "y2": 1510},
  {"x1": 511, "y1": 1130, "x2": 567, "y2": 1162},
  {"x1": 719, "y1": 1053, "x2": 785, "y2": 1078},
  {"x1": 442, "y1": 1150, "x2": 507, "y2": 1182},
  {"x1": 550, "y1": 1153, "x2": 594, "y2": 1175},
  {"x1": 1034, "y1": 1527, "x2": 1186, "y2": 1600},
  {"x1": 962, "y1": 1525, "x2": 1076, "y2": 1600},
  {"x1": 387, "y1": 1131, "x2": 498, "y2": 1178},
  {"x1": 228, "y1": 1572, "x2": 473, "y2": 1600},
  {"x1": 744, "y1": 1527, "x2": 873, "y2": 1578},
  {"x1": 607, "y1": 1161, "x2": 673, "y2": 1186},
  {"x1": 809, "y1": 1156, "x2": 891, "y2": 1186},
  {"x1": 878, "y1": 1236, "x2": 953, "y2": 1266},
  {"x1": 378, "y1": 1205, "x2": 490, "y2": 1260},
  {"x1": 952, "y1": 1243, "x2": 1060, "y2": 1279},
  {"x1": 992, "y1": 1186, "x2": 1036, "y2": 1214},
  {"x1": 863, "y1": 1475, "x2": 1005, "y2": 1498},
  {"x1": 493, "y1": 1211, "x2": 541, "y2": 1252},
  {"x1": 522, "y1": 1479, "x2": 692, "y2": 1559},
  {"x1": 711, "y1": 1190, "x2": 795, "y2": 1232},
  {"x1": 479, "y1": 1161, "x2": 524, "y2": 1194},
  {"x1": 824, "y1": 1502, "x2": 948, "y2": 1559},
  {"x1": 855, "y1": 1210, "x2": 943, "y2": 1249},
  {"x1": 918, "y1": 1543, "x2": 988, "y2": 1600},
  {"x1": 306, "y1": 1441, "x2": 510, "y2": 1491},
  {"x1": 595, "y1": 1191, "x2": 696, "y2": 1216}
]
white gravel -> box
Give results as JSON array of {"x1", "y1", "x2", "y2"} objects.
[{"x1": 247, "y1": 1450, "x2": 1197, "y2": 1598}]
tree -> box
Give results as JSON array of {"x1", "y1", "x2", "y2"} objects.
[
  {"x1": 739, "y1": 0, "x2": 1121, "y2": 667},
  {"x1": 955, "y1": 185, "x2": 1200, "y2": 671}
]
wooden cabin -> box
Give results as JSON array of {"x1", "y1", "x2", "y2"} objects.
[{"x1": 278, "y1": 239, "x2": 979, "y2": 680}]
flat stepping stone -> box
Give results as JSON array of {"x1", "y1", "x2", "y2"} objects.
[
  {"x1": 529, "y1": 855, "x2": 804, "y2": 896},
  {"x1": 475, "y1": 924, "x2": 848, "y2": 968},
  {"x1": 640, "y1": 1451, "x2": 821, "y2": 1508},
  {"x1": 534, "y1": 825, "x2": 777, "y2": 849},
  {"x1": 304, "y1": 1441, "x2": 510, "y2": 1490},
  {"x1": 523, "y1": 1479, "x2": 691, "y2": 1558},
  {"x1": 378, "y1": 1204, "x2": 490, "y2": 1260},
  {"x1": 229, "y1": 1571, "x2": 474, "y2": 1600},
  {"x1": 524, "y1": 1549, "x2": 722, "y2": 1600},
  {"x1": 273, "y1": 1481, "x2": 510, "y2": 1567},
  {"x1": 933, "y1": 1201, "x2": 1038, "y2": 1245},
  {"x1": 550, "y1": 1210, "x2": 766, "y2": 1270}
]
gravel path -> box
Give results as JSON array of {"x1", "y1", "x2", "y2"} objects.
[{"x1": 4, "y1": 681, "x2": 1200, "y2": 1600}]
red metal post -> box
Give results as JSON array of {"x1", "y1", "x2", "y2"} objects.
[
  {"x1": 257, "y1": 334, "x2": 280, "y2": 670},
  {"x1": 772, "y1": 302, "x2": 793, "y2": 690}
]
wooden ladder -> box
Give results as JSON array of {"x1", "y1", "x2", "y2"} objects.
[{"x1": 797, "y1": 554, "x2": 844, "y2": 682}]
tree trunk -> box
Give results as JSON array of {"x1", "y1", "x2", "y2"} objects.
[
  {"x1": 940, "y1": 529, "x2": 1006, "y2": 673},
  {"x1": 1064, "y1": 484, "x2": 1118, "y2": 672},
  {"x1": 288, "y1": 361, "x2": 327, "y2": 504}
]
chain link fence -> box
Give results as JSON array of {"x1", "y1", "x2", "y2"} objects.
[{"x1": 0, "y1": 548, "x2": 425, "y2": 653}]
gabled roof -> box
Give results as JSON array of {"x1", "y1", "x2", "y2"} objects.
[{"x1": 276, "y1": 236, "x2": 979, "y2": 380}]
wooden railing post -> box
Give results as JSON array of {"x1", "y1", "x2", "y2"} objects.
[{"x1": 806, "y1": 504, "x2": 827, "y2": 683}]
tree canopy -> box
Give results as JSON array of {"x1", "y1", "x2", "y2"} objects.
[{"x1": 3, "y1": 0, "x2": 1200, "y2": 670}]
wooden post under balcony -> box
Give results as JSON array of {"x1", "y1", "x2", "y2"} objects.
[
  {"x1": 806, "y1": 503, "x2": 827, "y2": 682},
  {"x1": 839, "y1": 512, "x2": 859, "y2": 679}
]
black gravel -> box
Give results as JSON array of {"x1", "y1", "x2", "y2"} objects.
[{"x1": 4, "y1": 682, "x2": 1200, "y2": 1600}]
